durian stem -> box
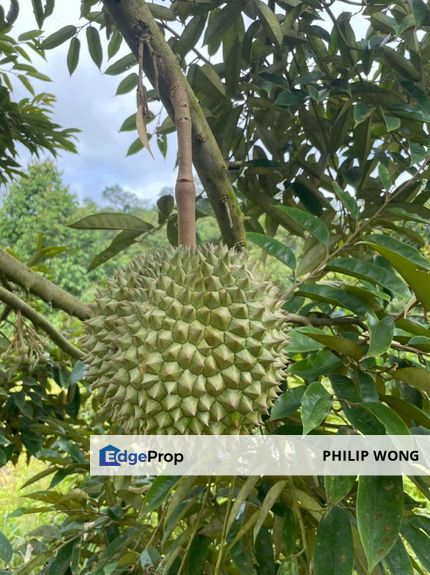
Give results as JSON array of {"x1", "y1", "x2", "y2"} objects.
[
  {"x1": 171, "y1": 83, "x2": 196, "y2": 247},
  {"x1": 102, "y1": 0, "x2": 246, "y2": 250},
  {"x1": 0, "y1": 285, "x2": 84, "y2": 359}
]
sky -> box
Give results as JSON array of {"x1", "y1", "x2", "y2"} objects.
[{"x1": 11, "y1": 0, "x2": 177, "y2": 205}]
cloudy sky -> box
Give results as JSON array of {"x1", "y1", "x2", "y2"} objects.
[
  {"x1": 11, "y1": 0, "x2": 176, "y2": 204},
  {"x1": 9, "y1": 1, "x2": 363, "y2": 205}
]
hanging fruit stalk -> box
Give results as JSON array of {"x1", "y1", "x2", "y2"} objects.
[{"x1": 171, "y1": 81, "x2": 196, "y2": 247}]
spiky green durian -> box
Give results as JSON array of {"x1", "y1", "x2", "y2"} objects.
[{"x1": 83, "y1": 244, "x2": 289, "y2": 434}]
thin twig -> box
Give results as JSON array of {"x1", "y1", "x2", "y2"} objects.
[{"x1": 0, "y1": 285, "x2": 84, "y2": 359}]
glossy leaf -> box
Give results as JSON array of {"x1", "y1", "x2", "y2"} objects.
[
  {"x1": 365, "y1": 242, "x2": 430, "y2": 311},
  {"x1": 69, "y1": 212, "x2": 153, "y2": 231},
  {"x1": 253, "y1": 0, "x2": 283, "y2": 47},
  {"x1": 363, "y1": 315, "x2": 394, "y2": 359},
  {"x1": 301, "y1": 382, "x2": 332, "y2": 434},
  {"x1": 305, "y1": 333, "x2": 364, "y2": 361},
  {"x1": 253, "y1": 480, "x2": 286, "y2": 541},
  {"x1": 391, "y1": 367, "x2": 430, "y2": 393},
  {"x1": 86, "y1": 26, "x2": 102, "y2": 68},
  {"x1": 313, "y1": 507, "x2": 353, "y2": 575},
  {"x1": 363, "y1": 403, "x2": 410, "y2": 435},
  {"x1": 383, "y1": 537, "x2": 414, "y2": 575},
  {"x1": 276, "y1": 206, "x2": 330, "y2": 246},
  {"x1": 116, "y1": 73, "x2": 138, "y2": 95},
  {"x1": 324, "y1": 476, "x2": 356, "y2": 507},
  {"x1": 357, "y1": 476, "x2": 403, "y2": 572},
  {"x1": 247, "y1": 232, "x2": 296, "y2": 270},
  {"x1": 41, "y1": 26, "x2": 77, "y2": 50},
  {"x1": 67, "y1": 37, "x2": 80, "y2": 75},
  {"x1": 327, "y1": 257, "x2": 406, "y2": 295},
  {"x1": 270, "y1": 386, "x2": 305, "y2": 420},
  {"x1": 289, "y1": 350, "x2": 342, "y2": 381},
  {"x1": 105, "y1": 53, "x2": 136, "y2": 75},
  {"x1": 143, "y1": 477, "x2": 180, "y2": 514},
  {"x1": 88, "y1": 230, "x2": 143, "y2": 271},
  {"x1": 401, "y1": 519, "x2": 430, "y2": 571}
]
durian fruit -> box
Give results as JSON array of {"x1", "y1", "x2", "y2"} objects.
[{"x1": 83, "y1": 243, "x2": 289, "y2": 434}]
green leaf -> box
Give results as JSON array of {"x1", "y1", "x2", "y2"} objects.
[
  {"x1": 384, "y1": 115, "x2": 401, "y2": 132},
  {"x1": 401, "y1": 520, "x2": 430, "y2": 571},
  {"x1": 253, "y1": 0, "x2": 283, "y2": 47},
  {"x1": 357, "y1": 476, "x2": 403, "y2": 572},
  {"x1": 287, "y1": 328, "x2": 324, "y2": 354},
  {"x1": 203, "y1": 4, "x2": 241, "y2": 51},
  {"x1": 47, "y1": 539, "x2": 77, "y2": 575},
  {"x1": 305, "y1": 333, "x2": 364, "y2": 361},
  {"x1": 313, "y1": 507, "x2": 353, "y2": 575},
  {"x1": 105, "y1": 53, "x2": 136, "y2": 75},
  {"x1": 327, "y1": 257, "x2": 406, "y2": 295},
  {"x1": 67, "y1": 37, "x2": 80, "y2": 75},
  {"x1": 364, "y1": 403, "x2": 410, "y2": 435},
  {"x1": 391, "y1": 367, "x2": 430, "y2": 393},
  {"x1": 247, "y1": 232, "x2": 296, "y2": 270},
  {"x1": 301, "y1": 382, "x2": 332, "y2": 434},
  {"x1": 157, "y1": 194, "x2": 174, "y2": 225},
  {"x1": 41, "y1": 26, "x2": 77, "y2": 50},
  {"x1": 126, "y1": 137, "x2": 144, "y2": 157},
  {"x1": 119, "y1": 113, "x2": 137, "y2": 132},
  {"x1": 108, "y1": 31, "x2": 122, "y2": 59},
  {"x1": 365, "y1": 242, "x2": 430, "y2": 311},
  {"x1": 176, "y1": 15, "x2": 206, "y2": 58},
  {"x1": 270, "y1": 386, "x2": 305, "y2": 420},
  {"x1": 31, "y1": 0, "x2": 44, "y2": 28},
  {"x1": 324, "y1": 476, "x2": 356, "y2": 507},
  {"x1": 88, "y1": 230, "x2": 142, "y2": 271},
  {"x1": 366, "y1": 234, "x2": 430, "y2": 270},
  {"x1": 69, "y1": 212, "x2": 153, "y2": 231},
  {"x1": 86, "y1": 26, "x2": 103, "y2": 68},
  {"x1": 0, "y1": 531, "x2": 12, "y2": 563},
  {"x1": 116, "y1": 73, "x2": 138, "y2": 95},
  {"x1": 332, "y1": 182, "x2": 359, "y2": 218},
  {"x1": 363, "y1": 315, "x2": 394, "y2": 359},
  {"x1": 147, "y1": 3, "x2": 176, "y2": 21},
  {"x1": 378, "y1": 164, "x2": 392, "y2": 189},
  {"x1": 289, "y1": 350, "x2": 342, "y2": 381},
  {"x1": 143, "y1": 477, "x2": 179, "y2": 514},
  {"x1": 253, "y1": 480, "x2": 286, "y2": 541},
  {"x1": 384, "y1": 537, "x2": 414, "y2": 575},
  {"x1": 276, "y1": 206, "x2": 330, "y2": 246},
  {"x1": 383, "y1": 395, "x2": 430, "y2": 428}
]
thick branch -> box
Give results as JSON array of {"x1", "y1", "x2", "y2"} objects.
[
  {"x1": 102, "y1": 0, "x2": 246, "y2": 249},
  {"x1": 0, "y1": 250, "x2": 92, "y2": 320},
  {"x1": 0, "y1": 286, "x2": 84, "y2": 359}
]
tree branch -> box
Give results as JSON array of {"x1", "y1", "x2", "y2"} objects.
[
  {"x1": 0, "y1": 250, "x2": 92, "y2": 320},
  {"x1": 102, "y1": 0, "x2": 246, "y2": 249},
  {"x1": 0, "y1": 285, "x2": 84, "y2": 359}
]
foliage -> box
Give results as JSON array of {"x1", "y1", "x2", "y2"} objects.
[
  {"x1": 1, "y1": 1, "x2": 430, "y2": 574},
  {"x1": 0, "y1": 6, "x2": 77, "y2": 183}
]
